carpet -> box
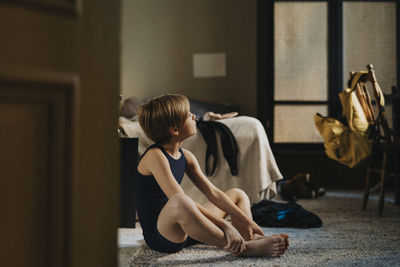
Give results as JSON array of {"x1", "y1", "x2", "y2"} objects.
[{"x1": 118, "y1": 192, "x2": 400, "y2": 266}]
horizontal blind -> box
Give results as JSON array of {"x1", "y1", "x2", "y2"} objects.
[
  {"x1": 274, "y1": 2, "x2": 328, "y2": 101},
  {"x1": 343, "y1": 2, "x2": 396, "y2": 129},
  {"x1": 274, "y1": 105, "x2": 328, "y2": 143}
]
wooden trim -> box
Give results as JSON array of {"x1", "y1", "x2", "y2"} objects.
[
  {"x1": 257, "y1": 0, "x2": 274, "y2": 142},
  {"x1": 0, "y1": 69, "x2": 79, "y2": 267},
  {"x1": 273, "y1": 143, "x2": 325, "y2": 153},
  {"x1": 1, "y1": 0, "x2": 82, "y2": 17},
  {"x1": 397, "y1": 1, "x2": 400, "y2": 107},
  {"x1": 274, "y1": 101, "x2": 329, "y2": 105},
  {"x1": 328, "y1": 0, "x2": 343, "y2": 118}
]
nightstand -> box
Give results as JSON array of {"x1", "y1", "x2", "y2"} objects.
[{"x1": 120, "y1": 137, "x2": 138, "y2": 228}]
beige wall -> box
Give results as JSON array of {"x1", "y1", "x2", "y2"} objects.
[{"x1": 121, "y1": 0, "x2": 257, "y2": 116}]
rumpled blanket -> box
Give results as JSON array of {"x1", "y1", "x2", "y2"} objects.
[{"x1": 119, "y1": 116, "x2": 283, "y2": 204}]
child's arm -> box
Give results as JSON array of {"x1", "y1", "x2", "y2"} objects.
[{"x1": 183, "y1": 149, "x2": 264, "y2": 240}]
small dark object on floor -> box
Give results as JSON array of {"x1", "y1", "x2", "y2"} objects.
[
  {"x1": 251, "y1": 200, "x2": 323, "y2": 228},
  {"x1": 278, "y1": 173, "x2": 326, "y2": 201}
]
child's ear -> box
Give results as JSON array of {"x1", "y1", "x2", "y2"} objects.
[{"x1": 169, "y1": 126, "x2": 179, "y2": 136}]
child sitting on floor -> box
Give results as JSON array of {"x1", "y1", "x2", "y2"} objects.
[{"x1": 134, "y1": 94, "x2": 289, "y2": 255}]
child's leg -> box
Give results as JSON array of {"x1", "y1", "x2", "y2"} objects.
[
  {"x1": 202, "y1": 188, "x2": 289, "y2": 248},
  {"x1": 157, "y1": 193, "x2": 226, "y2": 248},
  {"x1": 202, "y1": 188, "x2": 251, "y2": 219},
  {"x1": 202, "y1": 188, "x2": 253, "y2": 237},
  {"x1": 157, "y1": 192, "x2": 286, "y2": 256}
]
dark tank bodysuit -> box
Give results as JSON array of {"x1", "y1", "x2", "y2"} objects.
[{"x1": 133, "y1": 144, "x2": 199, "y2": 253}]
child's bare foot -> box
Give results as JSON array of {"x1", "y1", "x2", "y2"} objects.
[
  {"x1": 238, "y1": 235, "x2": 286, "y2": 257},
  {"x1": 253, "y1": 233, "x2": 289, "y2": 250},
  {"x1": 271, "y1": 233, "x2": 289, "y2": 250}
]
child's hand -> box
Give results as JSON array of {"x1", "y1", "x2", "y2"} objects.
[
  {"x1": 222, "y1": 223, "x2": 246, "y2": 254},
  {"x1": 248, "y1": 221, "x2": 265, "y2": 239},
  {"x1": 233, "y1": 217, "x2": 264, "y2": 241}
]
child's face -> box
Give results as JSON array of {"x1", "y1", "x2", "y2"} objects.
[{"x1": 179, "y1": 112, "x2": 197, "y2": 139}]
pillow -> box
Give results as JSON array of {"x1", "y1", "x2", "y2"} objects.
[
  {"x1": 120, "y1": 97, "x2": 142, "y2": 120},
  {"x1": 189, "y1": 98, "x2": 240, "y2": 120}
]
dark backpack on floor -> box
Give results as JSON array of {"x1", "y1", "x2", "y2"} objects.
[{"x1": 251, "y1": 200, "x2": 322, "y2": 228}]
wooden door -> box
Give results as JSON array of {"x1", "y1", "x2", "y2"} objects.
[{"x1": 0, "y1": 1, "x2": 120, "y2": 267}]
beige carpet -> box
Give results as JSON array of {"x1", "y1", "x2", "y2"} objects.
[{"x1": 118, "y1": 192, "x2": 400, "y2": 266}]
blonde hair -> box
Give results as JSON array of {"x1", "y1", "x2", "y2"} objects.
[{"x1": 138, "y1": 94, "x2": 190, "y2": 144}]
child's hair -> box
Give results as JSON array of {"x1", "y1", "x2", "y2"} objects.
[{"x1": 138, "y1": 94, "x2": 190, "y2": 144}]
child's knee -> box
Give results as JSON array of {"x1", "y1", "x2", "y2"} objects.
[
  {"x1": 168, "y1": 193, "x2": 197, "y2": 215},
  {"x1": 227, "y1": 188, "x2": 248, "y2": 201}
]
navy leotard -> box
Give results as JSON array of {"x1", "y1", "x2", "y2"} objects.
[{"x1": 133, "y1": 144, "x2": 199, "y2": 253}]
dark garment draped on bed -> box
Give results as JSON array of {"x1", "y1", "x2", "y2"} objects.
[{"x1": 196, "y1": 120, "x2": 239, "y2": 176}]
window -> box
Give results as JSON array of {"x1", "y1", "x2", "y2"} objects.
[
  {"x1": 258, "y1": 0, "x2": 398, "y2": 149},
  {"x1": 274, "y1": 2, "x2": 328, "y2": 143},
  {"x1": 343, "y1": 1, "x2": 396, "y2": 130}
]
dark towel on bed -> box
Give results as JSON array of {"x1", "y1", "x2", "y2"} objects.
[{"x1": 196, "y1": 120, "x2": 239, "y2": 176}]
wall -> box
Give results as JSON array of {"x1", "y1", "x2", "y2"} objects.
[{"x1": 121, "y1": 0, "x2": 257, "y2": 116}]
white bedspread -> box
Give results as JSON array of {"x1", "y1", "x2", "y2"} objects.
[{"x1": 119, "y1": 116, "x2": 283, "y2": 204}]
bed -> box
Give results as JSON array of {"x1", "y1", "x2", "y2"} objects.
[{"x1": 119, "y1": 113, "x2": 283, "y2": 204}]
